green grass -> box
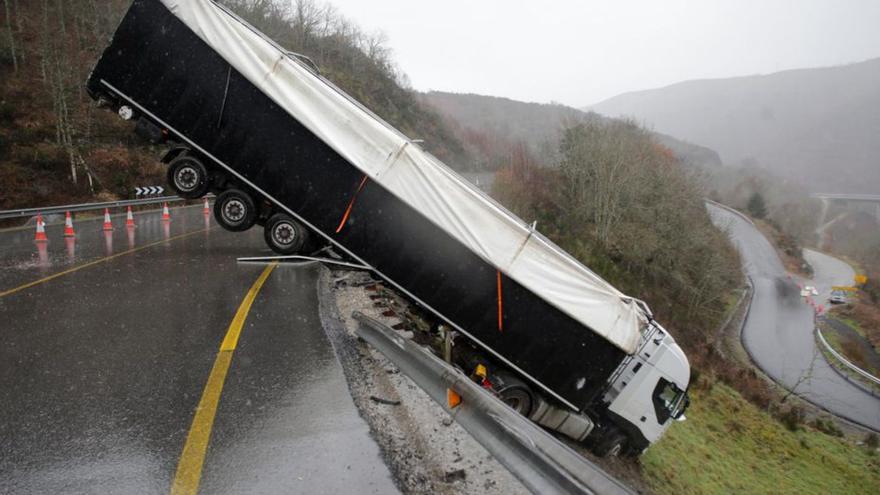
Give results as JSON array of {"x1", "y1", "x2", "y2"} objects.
[
  {"x1": 838, "y1": 316, "x2": 870, "y2": 341},
  {"x1": 822, "y1": 328, "x2": 846, "y2": 355},
  {"x1": 819, "y1": 325, "x2": 880, "y2": 393},
  {"x1": 641, "y1": 383, "x2": 880, "y2": 494},
  {"x1": 720, "y1": 289, "x2": 744, "y2": 314}
]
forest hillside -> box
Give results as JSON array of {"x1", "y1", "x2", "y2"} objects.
[
  {"x1": 0, "y1": 0, "x2": 468, "y2": 209},
  {"x1": 420, "y1": 90, "x2": 722, "y2": 171}
]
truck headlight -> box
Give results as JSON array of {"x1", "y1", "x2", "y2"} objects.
[{"x1": 118, "y1": 105, "x2": 134, "y2": 120}]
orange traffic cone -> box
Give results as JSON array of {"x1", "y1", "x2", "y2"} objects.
[
  {"x1": 103, "y1": 208, "x2": 113, "y2": 231},
  {"x1": 125, "y1": 206, "x2": 136, "y2": 228},
  {"x1": 162, "y1": 203, "x2": 171, "y2": 222},
  {"x1": 203, "y1": 197, "x2": 210, "y2": 215},
  {"x1": 63, "y1": 211, "x2": 76, "y2": 237},
  {"x1": 34, "y1": 214, "x2": 48, "y2": 242}
]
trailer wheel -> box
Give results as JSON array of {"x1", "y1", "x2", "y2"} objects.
[
  {"x1": 214, "y1": 189, "x2": 257, "y2": 232},
  {"x1": 264, "y1": 213, "x2": 309, "y2": 255},
  {"x1": 167, "y1": 155, "x2": 209, "y2": 199},
  {"x1": 593, "y1": 428, "x2": 627, "y2": 458},
  {"x1": 496, "y1": 374, "x2": 534, "y2": 416}
]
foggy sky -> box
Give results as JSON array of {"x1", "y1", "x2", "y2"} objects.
[{"x1": 326, "y1": 0, "x2": 880, "y2": 107}]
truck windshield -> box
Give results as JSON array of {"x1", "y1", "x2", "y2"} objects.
[{"x1": 652, "y1": 378, "x2": 688, "y2": 423}]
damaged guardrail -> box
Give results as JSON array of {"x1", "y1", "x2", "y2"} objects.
[{"x1": 353, "y1": 312, "x2": 635, "y2": 495}]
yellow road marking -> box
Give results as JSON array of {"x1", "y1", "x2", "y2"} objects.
[
  {"x1": 0, "y1": 228, "x2": 211, "y2": 298},
  {"x1": 171, "y1": 262, "x2": 277, "y2": 495},
  {"x1": 220, "y1": 265, "x2": 277, "y2": 351},
  {"x1": 170, "y1": 352, "x2": 233, "y2": 495}
]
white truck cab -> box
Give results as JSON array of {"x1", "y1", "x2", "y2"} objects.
[{"x1": 603, "y1": 321, "x2": 690, "y2": 452}]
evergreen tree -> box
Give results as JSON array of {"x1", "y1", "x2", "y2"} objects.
[{"x1": 747, "y1": 192, "x2": 768, "y2": 219}]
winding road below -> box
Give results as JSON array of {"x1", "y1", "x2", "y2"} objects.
[{"x1": 708, "y1": 204, "x2": 880, "y2": 431}]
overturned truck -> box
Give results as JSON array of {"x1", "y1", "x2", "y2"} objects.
[{"x1": 88, "y1": 0, "x2": 690, "y2": 456}]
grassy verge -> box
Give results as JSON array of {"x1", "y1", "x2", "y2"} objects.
[
  {"x1": 837, "y1": 315, "x2": 870, "y2": 342},
  {"x1": 817, "y1": 337, "x2": 880, "y2": 395},
  {"x1": 829, "y1": 290, "x2": 880, "y2": 354},
  {"x1": 821, "y1": 317, "x2": 880, "y2": 375},
  {"x1": 641, "y1": 383, "x2": 880, "y2": 494},
  {"x1": 817, "y1": 323, "x2": 880, "y2": 394}
]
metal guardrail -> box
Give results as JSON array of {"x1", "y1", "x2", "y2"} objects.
[
  {"x1": 704, "y1": 198, "x2": 755, "y2": 226},
  {"x1": 810, "y1": 193, "x2": 880, "y2": 202},
  {"x1": 353, "y1": 312, "x2": 635, "y2": 495},
  {"x1": 816, "y1": 326, "x2": 880, "y2": 387},
  {"x1": 0, "y1": 195, "x2": 210, "y2": 221}
]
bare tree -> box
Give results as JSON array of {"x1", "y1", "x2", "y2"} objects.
[
  {"x1": 779, "y1": 342, "x2": 821, "y2": 405},
  {"x1": 3, "y1": 0, "x2": 16, "y2": 71},
  {"x1": 558, "y1": 120, "x2": 648, "y2": 245},
  {"x1": 38, "y1": 0, "x2": 97, "y2": 190}
]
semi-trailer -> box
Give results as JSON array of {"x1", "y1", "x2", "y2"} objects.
[{"x1": 87, "y1": 0, "x2": 690, "y2": 457}]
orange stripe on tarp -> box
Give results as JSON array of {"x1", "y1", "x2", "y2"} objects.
[
  {"x1": 335, "y1": 174, "x2": 369, "y2": 233},
  {"x1": 497, "y1": 270, "x2": 503, "y2": 332}
]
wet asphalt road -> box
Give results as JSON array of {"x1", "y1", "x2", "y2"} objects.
[
  {"x1": 708, "y1": 205, "x2": 880, "y2": 431},
  {"x1": 803, "y1": 248, "x2": 855, "y2": 303},
  {"x1": 0, "y1": 205, "x2": 397, "y2": 493}
]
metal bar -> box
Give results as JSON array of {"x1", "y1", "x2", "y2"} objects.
[
  {"x1": 236, "y1": 255, "x2": 371, "y2": 270},
  {"x1": 816, "y1": 326, "x2": 880, "y2": 386},
  {"x1": 0, "y1": 195, "x2": 210, "y2": 220},
  {"x1": 704, "y1": 198, "x2": 755, "y2": 226},
  {"x1": 353, "y1": 312, "x2": 635, "y2": 495}
]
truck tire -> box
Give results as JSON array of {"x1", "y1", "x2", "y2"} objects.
[
  {"x1": 264, "y1": 213, "x2": 309, "y2": 255},
  {"x1": 214, "y1": 189, "x2": 257, "y2": 232},
  {"x1": 167, "y1": 154, "x2": 209, "y2": 199},
  {"x1": 593, "y1": 428, "x2": 627, "y2": 458},
  {"x1": 496, "y1": 374, "x2": 534, "y2": 416}
]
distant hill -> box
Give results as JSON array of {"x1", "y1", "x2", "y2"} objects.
[
  {"x1": 420, "y1": 91, "x2": 721, "y2": 170},
  {"x1": 589, "y1": 58, "x2": 880, "y2": 194}
]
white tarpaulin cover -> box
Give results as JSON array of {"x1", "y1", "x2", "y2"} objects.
[{"x1": 161, "y1": 0, "x2": 645, "y2": 353}]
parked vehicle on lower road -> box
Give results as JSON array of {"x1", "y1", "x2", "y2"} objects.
[{"x1": 830, "y1": 289, "x2": 849, "y2": 304}]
